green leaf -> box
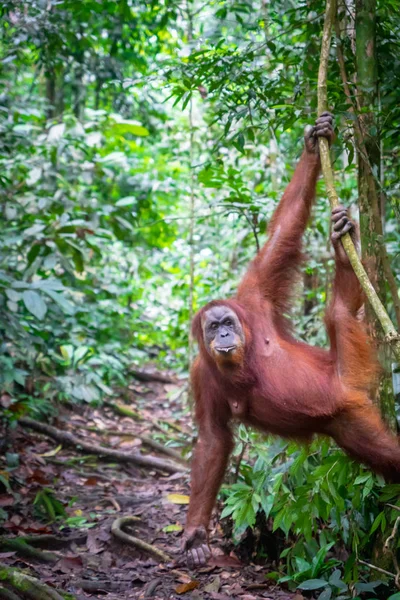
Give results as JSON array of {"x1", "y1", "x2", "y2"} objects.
[
  {"x1": 60, "y1": 345, "x2": 74, "y2": 362},
  {"x1": 162, "y1": 524, "x2": 183, "y2": 533},
  {"x1": 6, "y1": 300, "x2": 18, "y2": 312},
  {"x1": 73, "y1": 346, "x2": 91, "y2": 365},
  {"x1": 298, "y1": 579, "x2": 328, "y2": 591},
  {"x1": 27, "y1": 243, "x2": 41, "y2": 267},
  {"x1": 32, "y1": 279, "x2": 65, "y2": 291},
  {"x1": 22, "y1": 290, "x2": 47, "y2": 320},
  {"x1": 354, "y1": 474, "x2": 371, "y2": 484},
  {"x1": 370, "y1": 511, "x2": 384, "y2": 534},
  {"x1": 311, "y1": 542, "x2": 335, "y2": 577},
  {"x1": 220, "y1": 505, "x2": 235, "y2": 519},
  {"x1": 234, "y1": 132, "x2": 245, "y2": 153},
  {"x1": 43, "y1": 290, "x2": 75, "y2": 315},
  {"x1": 115, "y1": 196, "x2": 136, "y2": 207},
  {"x1": 47, "y1": 123, "x2": 66, "y2": 143},
  {"x1": 109, "y1": 119, "x2": 149, "y2": 136},
  {"x1": 5, "y1": 289, "x2": 21, "y2": 302}
]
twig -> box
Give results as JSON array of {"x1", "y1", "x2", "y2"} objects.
[
  {"x1": 74, "y1": 580, "x2": 130, "y2": 593},
  {"x1": 108, "y1": 497, "x2": 121, "y2": 512},
  {"x1": 19, "y1": 417, "x2": 187, "y2": 474},
  {"x1": 111, "y1": 516, "x2": 172, "y2": 562},
  {"x1": 317, "y1": 0, "x2": 400, "y2": 361},
  {"x1": 384, "y1": 516, "x2": 400, "y2": 589},
  {"x1": 358, "y1": 558, "x2": 396, "y2": 579}
]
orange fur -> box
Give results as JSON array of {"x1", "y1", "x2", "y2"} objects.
[{"x1": 185, "y1": 146, "x2": 400, "y2": 554}]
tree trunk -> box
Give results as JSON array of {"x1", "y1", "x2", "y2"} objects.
[
  {"x1": 45, "y1": 67, "x2": 64, "y2": 120},
  {"x1": 355, "y1": 0, "x2": 396, "y2": 431}
]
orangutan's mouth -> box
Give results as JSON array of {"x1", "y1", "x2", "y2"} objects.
[{"x1": 215, "y1": 346, "x2": 236, "y2": 353}]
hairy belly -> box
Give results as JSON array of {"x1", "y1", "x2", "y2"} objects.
[{"x1": 245, "y1": 379, "x2": 342, "y2": 436}]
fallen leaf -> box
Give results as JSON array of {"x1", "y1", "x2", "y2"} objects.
[
  {"x1": 175, "y1": 580, "x2": 200, "y2": 594},
  {"x1": 39, "y1": 444, "x2": 62, "y2": 458},
  {"x1": 204, "y1": 575, "x2": 221, "y2": 593},
  {"x1": 166, "y1": 494, "x2": 190, "y2": 505},
  {"x1": 162, "y1": 524, "x2": 183, "y2": 533},
  {"x1": 84, "y1": 477, "x2": 99, "y2": 486},
  {"x1": 56, "y1": 555, "x2": 83, "y2": 573},
  {"x1": 0, "y1": 495, "x2": 14, "y2": 507},
  {"x1": 86, "y1": 530, "x2": 103, "y2": 554},
  {"x1": 28, "y1": 469, "x2": 50, "y2": 485},
  {"x1": 209, "y1": 555, "x2": 242, "y2": 568}
]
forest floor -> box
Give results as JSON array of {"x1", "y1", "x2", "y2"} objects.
[{"x1": 0, "y1": 375, "x2": 301, "y2": 600}]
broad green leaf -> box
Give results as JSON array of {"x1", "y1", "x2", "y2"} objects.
[
  {"x1": 6, "y1": 300, "x2": 18, "y2": 312},
  {"x1": 109, "y1": 119, "x2": 149, "y2": 136},
  {"x1": 43, "y1": 290, "x2": 75, "y2": 315},
  {"x1": 47, "y1": 123, "x2": 65, "y2": 143},
  {"x1": 26, "y1": 167, "x2": 42, "y2": 185},
  {"x1": 22, "y1": 290, "x2": 47, "y2": 320},
  {"x1": 24, "y1": 223, "x2": 45, "y2": 237},
  {"x1": 60, "y1": 345, "x2": 74, "y2": 361},
  {"x1": 115, "y1": 196, "x2": 136, "y2": 207},
  {"x1": 72, "y1": 384, "x2": 99, "y2": 402},
  {"x1": 32, "y1": 279, "x2": 65, "y2": 291},
  {"x1": 73, "y1": 346, "x2": 91, "y2": 364},
  {"x1": 298, "y1": 579, "x2": 328, "y2": 591},
  {"x1": 5, "y1": 289, "x2": 21, "y2": 302},
  {"x1": 162, "y1": 524, "x2": 183, "y2": 533}
]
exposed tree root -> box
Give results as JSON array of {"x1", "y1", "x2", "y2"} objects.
[
  {"x1": 129, "y1": 367, "x2": 177, "y2": 384},
  {"x1": 19, "y1": 417, "x2": 186, "y2": 474},
  {"x1": 0, "y1": 537, "x2": 58, "y2": 562},
  {"x1": 0, "y1": 586, "x2": 23, "y2": 600},
  {"x1": 111, "y1": 516, "x2": 173, "y2": 562},
  {"x1": 0, "y1": 564, "x2": 73, "y2": 600},
  {"x1": 11, "y1": 533, "x2": 86, "y2": 550},
  {"x1": 78, "y1": 424, "x2": 187, "y2": 464},
  {"x1": 105, "y1": 401, "x2": 143, "y2": 421},
  {"x1": 105, "y1": 401, "x2": 189, "y2": 438},
  {"x1": 74, "y1": 580, "x2": 130, "y2": 593}
]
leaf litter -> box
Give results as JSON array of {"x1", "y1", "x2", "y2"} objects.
[{"x1": 0, "y1": 377, "x2": 300, "y2": 599}]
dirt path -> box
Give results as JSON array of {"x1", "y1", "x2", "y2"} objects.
[{"x1": 1, "y1": 378, "x2": 299, "y2": 599}]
